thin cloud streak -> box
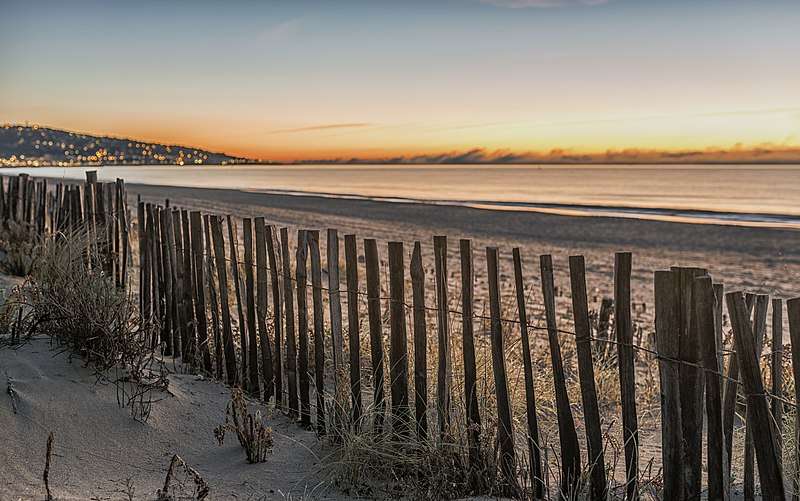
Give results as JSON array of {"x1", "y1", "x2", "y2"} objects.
[
  {"x1": 269, "y1": 123, "x2": 374, "y2": 134},
  {"x1": 256, "y1": 18, "x2": 303, "y2": 43}
]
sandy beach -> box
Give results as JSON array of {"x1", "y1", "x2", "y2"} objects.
[{"x1": 130, "y1": 182, "x2": 800, "y2": 304}]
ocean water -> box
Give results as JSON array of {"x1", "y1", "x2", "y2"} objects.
[{"x1": 4, "y1": 164, "x2": 800, "y2": 228}]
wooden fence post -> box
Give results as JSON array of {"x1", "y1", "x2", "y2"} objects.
[
  {"x1": 254, "y1": 218, "x2": 274, "y2": 401},
  {"x1": 345, "y1": 234, "x2": 363, "y2": 428},
  {"x1": 675, "y1": 267, "x2": 706, "y2": 500},
  {"x1": 727, "y1": 292, "x2": 786, "y2": 500},
  {"x1": 569, "y1": 255, "x2": 607, "y2": 500},
  {"x1": 487, "y1": 247, "x2": 517, "y2": 496},
  {"x1": 267, "y1": 225, "x2": 284, "y2": 406},
  {"x1": 282, "y1": 227, "x2": 298, "y2": 415},
  {"x1": 745, "y1": 294, "x2": 770, "y2": 500},
  {"x1": 296, "y1": 230, "x2": 312, "y2": 429},
  {"x1": 787, "y1": 297, "x2": 800, "y2": 500},
  {"x1": 512, "y1": 248, "x2": 543, "y2": 498},
  {"x1": 190, "y1": 211, "x2": 212, "y2": 372},
  {"x1": 540, "y1": 254, "x2": 581, "y2": 496},
  {"x1": 694, "y1": 275, "x2": 730, "y2": 501},
  {"x1": 388, "y1": 242, "x2": 410, "y2": 437},
  {"x1": 410, "y1": 241, "x2": 428, "y2": 441},
  {"x1": 180, "y1": 210, "x2": 195, "y2": 363},
  {"x1": 328, "y1": 229, "x2": 345, "y2": 377},
  {"x1": 653, "y1": 270, "x2": 681, "y2": 500},
  {"x1": 243, "y1": 218, "x2": 261, "y2": 397},
  {"x1": 210, "y1": 215, "x2": 239, "y2": 386},
  {"x1": 204, "y1": 214, "x2": 224, "y2": 378},
  {"x1": 772, "y1": 298, "x2": 784, "y2": 459},
  {"x1": 462, "y1": 240, "x2": 483, "y2": 479},
  {"x1": 227, "y1": 216, "x2": 248, "y2": 390},
  {"x1": 308, "y1": 230, "x2": 326, "y2": 435},
  {"x1": 433, "y1": 235, "x2": 451, "y2": 440},
  {"x1": 614, "y1": 252, "x2": 638, "y2": 501},
  {"x1": 364, "y1": 238, "x2": 386, "y2": 432}
]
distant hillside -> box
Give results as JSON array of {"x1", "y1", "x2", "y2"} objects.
[{"x1": 0, "y1": 124, "x2": 253, "y2": 167}]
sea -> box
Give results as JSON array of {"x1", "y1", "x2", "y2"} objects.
[{"x1": 3, "y1": 164, "x2": 799, "y2": 228}]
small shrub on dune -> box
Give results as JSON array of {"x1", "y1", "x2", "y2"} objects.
[
  {"x1": 214, "y1": 387, "x2": 274, "y2": 463},
  {"x1": 0, "y1": 220, "x2": 39, "y2": 276}
]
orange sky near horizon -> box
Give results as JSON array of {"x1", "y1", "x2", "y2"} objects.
[{"x1": 2, "y1": 1, "x2": 798, "y2": 162}]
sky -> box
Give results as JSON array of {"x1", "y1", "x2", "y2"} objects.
[{"x1": 1, "y1": 0, "x2": 799, "y2": 161}]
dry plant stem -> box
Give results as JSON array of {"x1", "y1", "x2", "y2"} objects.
[
  {"x1": 44, "y1": 432, "x2": 54, "y2": 501},
  {"x1": 160, "y1": 454, "x2": 210, "y2": 501}
]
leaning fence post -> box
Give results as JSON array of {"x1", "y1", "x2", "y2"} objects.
[
  {"x1": 328, "y1": 229, "x2": 345, "y2": 375},
  {"x1": 204, "y1": 214, "x2": 223, "y2": 378},
  {"x1": 569, "y1": 255, "x2": 607, "y2": 501},
  {"x1": 487, "y1": 247, "x2": 517, "y2": 496},
  {"x1": 227, "y1": 215, "x2": 249, "y2": 391},
  {"x1": 727, "y1": 292, "x2": 786, "y2": 500},
  {"x1": 540, "y1": 254, "x2": 581, "y2": 496},
  {"x1": 512, "y1": 247, "x2": 542, "y2": 498},
  {"x1": 614, "y1": 252, "x2": 638, "y2": 501},
  {"x1": 695, "y1": 275, "x2": 730, "y2": 501}
]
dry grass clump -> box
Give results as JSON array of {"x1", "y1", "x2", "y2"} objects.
[
  {"x1": 214, "y1": 387, "x2": 274, "y2": 463},
  {"x1": 0, "y1": 220, "x2": 39, "y2": 276},
  {"x1": 23, "y1": 229, "x2": 167, "y2": 420}
]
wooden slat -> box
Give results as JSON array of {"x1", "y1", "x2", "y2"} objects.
[
  {"x1": 614, "y1": 252, "x2": 638, "y2": 501},
  {"x1": 296, "y1": 230, "x2": 312, "y2": 428},
  {"x1": 364, "y1": 238, "x2": 386, "y2": 432},
  {"x1": 487, "y1": 247, "x2": 517, "y2": 496},
  {"x1": 512, "y1": 247, "x2": 542, "y2": 498},
  {"x1": 282, "y1": 227, "x2": 298, "y2": 415},
  {"x1": 243, "y1": 218, "x2": 261, "y2": 397},
  {"x1": 772, "y1": 298, "x2": 784, "y2": 459},
  {"x1": 540, "y1": 254, "x2": 581, "y2": 495},
  {"x1": 695, "y1": 275, "x2": 730, "y2": 501},
  {"x1": 433, "y1": 235, "x2": 451, "y2": 439},
  {"x1": 345, "y1": 234, "x2": 363, "y2": 428},
  {"x1": 462, "y1": 240, "x2": 483, "y2": 478},
  {"x1": 388, "y1": 241, "x2": 410, "y2": 437},
  {"x1": 227, "y1": 215, "x2": 249, "y2": 390},
  {"x1": 204, "y1": 214, "x2": 224, "y2": 378},
  {"x1": 745, "y1": 294, "x2": 770, "y2": 501},
  {"x1": 328, "y1": 229, "x2": 345, "y2": 374},
  {"x1": 727, "y1": 292, "x2": 786, "y2": 500},
  {"x1": 267, "y1": 225, "x2": 284, "y2": 406},
  {"x1": 653, "y1": 270, "x2": 681, "y2": 500},
  {"x1": 410, "y1": 241, "x2": 428, "y2": 441},
  {"x1": 254, "y1": 218, "x2": 274, "y2": 401},
  {"x1": 308, "y1": 230, "x2": 326, "y2": 435},
  {"x1": 569, "y1": 255, "x2": 607, "y2": 500},
  {"x1": 210, "y1": 215, "x2": 238, "y2": 386},
  {"x1": 788, "y1": 297, "x2": 800, "y2": 501},
  {"x1": 190, "y1": 211, "x2": 212, "y2": 372}
]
